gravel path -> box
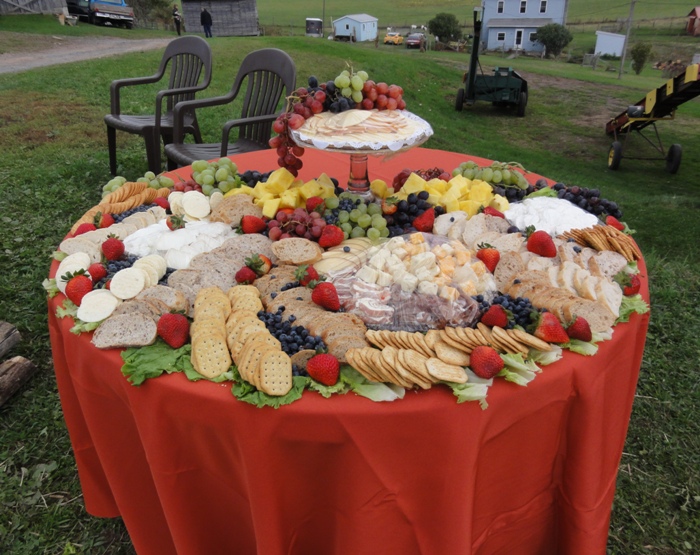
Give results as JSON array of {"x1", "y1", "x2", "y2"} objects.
[{"x1": 0, "y1": 36, "x2": 173, "y2": 74}]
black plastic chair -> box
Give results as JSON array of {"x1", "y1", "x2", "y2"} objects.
[
  {"x1": 105, "y1": 36, "x2": 213, "y2": 176},
  {"x1": 165, "y1": 48, "x2": 296, "y2": 169}
]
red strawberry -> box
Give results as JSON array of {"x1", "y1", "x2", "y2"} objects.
[
  {"x1": 296, "y1": 264, "x2": 321, "y2": 287},
  {"x1": 63, "y1": 270, "x2": 93, "y2": 306},
  {"x1": 480, "y1": 304, "x2": 509, "y2": 328},
  {"x1": 318, "y1": 225, "x2": 344, "y2": 248},
  {"x1": 311, "y1": 282, "x2": 340, "y2": 311},
  {"x1": 235, "y1": 266, "x2": 258, "y2": 284},
  {"x1": 306, "y1": 353, "x2": 340, "y2": 386},
  {"x1": 94, "y1": 211, "x2": 115, "y2": 229},
  {"x1": 153, "y1": 197, "x2": 170, "y2": 210},
  {"x1": 88, "y1": 263, "x2": 107, "y2": 283},
  {"x1": 527, "y1": 229, "x2": 557, "y2": 258},
  {"x1": 306, "y1": 196, "x2": 325, "y2": 214},
  {"x1": 532, "y1": 311, "x2": 569, "y2": 343},
  {"x1": 482, "y1": 206, "x2": 505, "y2": 219},
  {"x1": 381, "y1": 197, "x2": 398, "y2": 215},
  {"x1": 74, "y1": 222, "x2": 97, "y2": 236},
  {"x1": 476, "y1": 243, "x2": 500, "y2": 273},
  {"x1": 166, "y1": 215, "x2": 185, "y2": 231},
  {"x1": 157, "y1": 313, "x2": 190, "y2": 348},
  {"x1": 412, "y1": 207, "x2": 435, "y2": 232},
  {"x1": 615, "y1": 273, "x2": 641, "y2": 296},
  {"x1": 239, "y1": 215, "x2": 267, "y2": 234},
  {"x1": 105, "y1": 279, "x2": 111, "y2": 290},
  {"x1": 605, "y1": 215, "x2": 625, "y2": 231},
  {"x1": 245, "y1": 254, "x2": 272, "y2": 276},
  {"x1": 102, "y1": 235, "x2": 125, "y2": 261},
  {"x1": 566, "y1": 316, "x2": 592, "y2": 342},
  {"x1": 470, "y1": 346, "x2": 505, "y2": 379}
]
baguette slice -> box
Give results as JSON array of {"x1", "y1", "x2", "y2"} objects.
[
  {"x1": 137, "y1": 284, "x2": 188, "y2": 313},
  {"x1": 92, "y1": 313, "x2": 157, "y2": 349},
  {"x1": 271, "y1": 238, "x2": 323, "y2": 265}
]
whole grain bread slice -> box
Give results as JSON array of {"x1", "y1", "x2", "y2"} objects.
[
  {"x1": 137, "y1": 284, "x2": 188, "y2": 313},
  {"x1": 92, "y1": 312, "x2": 157, "y2": 349},
  {"x1": 271, "y1": 238, "x2": 323, "y2": 266}
]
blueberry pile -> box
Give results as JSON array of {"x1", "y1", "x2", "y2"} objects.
[
  {"x1": 94, "y1": 255, "x2": 138, "y2": 288},
  {"x1": 239, "y1": 169, "x2": 273, "y2": 188},
  {"x1": 551, "y1": 183, "x2": 623, "y2": 219},
  {"x1": 112, "y1": 205, "x2": 155, "y2": 224},
  {"x1": 385, "y1": 191, "x2": 440, "y2": 237},
  {"x1": 493, "y1": 182, "x2": 546, "y2": 203},
  {"x1": 474, "y1": 294, "x2": 538, "y2": 329},
  {"x1": 257, "y1": 307, "x2": 326, "y2": 358},
  {"x1": 323, "y1": 195, "x2": 360, "y2": 226}
]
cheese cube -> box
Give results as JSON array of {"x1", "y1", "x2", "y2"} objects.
[
  {"x1": 417, "y1": 280, "x2": 439, "y2": 296},
  {"x1": 456, "y1": 280, "x2": 478, "y2": 297},
  {"x1": 409, "y1": 232, "x2": 426, "y2": 244},
  {"x1": 392, "y1": 247, "x2": 408, "y2": 260},
  {"x1": 399, "y1": 273, "x2": 419, "y2": 293},
  {"x1": 376, "y1": 270, "x2": 393, "y2": 287},
  {"x1": 356, "y1": 266, "x2": 379, "y2": 284},
  {"x1": 439, "y1": 285, "x2": 460, "y2": 302}
]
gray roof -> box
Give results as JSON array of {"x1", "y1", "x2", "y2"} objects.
[
  {"x1": 334, "y1": 13, "x2": 378, "y2": 23},
  {"x1": 486, "y1": 18, "x2": 554, "y2": 28}
]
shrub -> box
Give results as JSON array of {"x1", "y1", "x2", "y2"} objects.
[
  {"x1": 427, "y1": 13, "x2": 462, "y2": 41},
  {"x1": 630, "y1": 42, "x2": 653, "y2": 75},
  {"x1": 535, "y1": 23, "x2": 573, "y2": 58}
]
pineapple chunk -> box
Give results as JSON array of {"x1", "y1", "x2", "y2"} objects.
[
  {"x1": 289, "y1": 179, "x2": 304, "y2": 189},
  {"x1": 370, "y1": 179, "x2": 389, "y2": 199},
  {"x1": 299, "y1": 180, "x2": 323, "y2": 200},
  {"x1": 444, "y1": 197, "x2": 461, "y2": 213},
  {"x1": 490, "y1": 194, "x2": 510, "y2": 212},
  {"x1": 250, "y1": 183, "x2": 268, "y2": 199},
  {"x1": 224, "y1": 184, "x2": 254, "y2": 197},
  {"x1": 426, "y1": 178, "x2": 448, "y2": 194},
  {"x1": 262, "y1": 198, "x2": 281, "y2": 219},
  {"x1": 279, "y1": 188, "x2": 301, "y2": 209},
  {"x1": 447, "y1": 175, "x2": 471, "y2": 197},
  {"x1": 264, "y1": 168, "x2": 295, "y2": 194},
  {"x1": 459, "y1": 200, "x2": 483, "y2": 218},
  {"x1": 401, "y1": 173, "x2": 428, "y2": 195},
  {"x1": 468, "y1": 181, "x2": 494, "y2": 203},
  {"x1": 318, "y1": 183, "x2": 335, "y2": 199}
]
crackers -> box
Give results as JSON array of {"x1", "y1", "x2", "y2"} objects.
[
  {"x1": 190, "y1": 287, "x2": 232, "y2": 379},
  {"x1": 560, "y1": 225, "x2": 642, "y2": 262}
]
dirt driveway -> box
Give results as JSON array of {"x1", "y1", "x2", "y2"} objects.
[{"x1": 0, "y1": 35, "x2": 172, "y2": 74}]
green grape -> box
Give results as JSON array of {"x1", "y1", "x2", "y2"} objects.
[
  {"x1": 343, "y1": 231, "x2": 350, "y2": 240},
  {"x1": 215, "y1": 167, "x2": 230, "y2": 182},
  {"x1": 335, "y1": 74, "x2": 350, "y2": 88},
  {"x1": 218, "y1": 181, "x2": 233, "y2": 193},
  {"x1": 491, "y1": 170, "x2": 503, "y2": 184},
  {"x1": 379, "y1": 227, "x2": 390, "y2": 238},
  {"x1": 192, "y1": 160, "x2": 209, "y2": 173},
  {"x1": 340, "y1": 222, "x2": 353, "y2": 234},
  {"x1": 102, "y1": 183, "x2": 112, "y2": 192},
  {"x1": 367, "y1": 228, "x2": 381, "y2": 241},
  {"x1": 372, "y1": 217, "x2": 387, "y2": 231},
  {"x1": 210, "y1": 187, "x2": 222, "y2": 196},
  {"x1": 202, "y1": 174, "x2": 216, "y2": 186},
  {"x1": 337, "y1": 210, "x2": 350, "y2": 223},
  {"x1": 201, "y1": 168, "x2": 215, "y2": 177},
  {"x1": 201, "y1": 184, "x2": 214, "y2": 196},
  {"x1": 501, "y1": 169, "x2": 511, "y2": 183},
  {"x1": 350, "y1": 226, "x2": 366, "y2": 238},
  {"x1": 149, "y1": 179, "x2": 160, "y2": 189},
  {"x1": 341, "y1": 87, "x2": 353, "y2": 98},
  {"x1": 351, "y1": 90, "x2": 363, "y2": 103},
  {"x1": 350, "y1": 75, "x2": 364, "y2": 91},
  {"x1": 136, "y1": 177, "x2": 149, "y2": 183},
  {"x1": 341, "y1": 69, "x2": 350, "y2": 77},
  {"x1": 452, "y1": 168, "x2": 463, "y2": 177},
  {"x1": 144, "y1": 171, "x2": 156, "y2": 181},
  {"x1": 474, "y1": 169, "x2": 483, "y2": 180},
  {"x1": 357, "y1": 214, "x2": 372, "y2": 228},
  {"x1": 325, "y1": 197, "x2": 340, "y2": 210},
  {"x1": 349, "y1": 209, "x2": 361, "y2": 222},
  {"x1": 367, "y1": 203, "x2": 381, "y2": 216},
  {"x1": 462, "y1": 168, "x2": 475, "y2": 180},
  {"x1": 357, "y1": 70, "x2": 369, "y2": 81},
  {"x1": 158, "y1": 176, "x2": 175, "y2": 188},
  {"x1": 481, "y1": 168, "x2": 494, "y2": 182},
  {"x1": 356, "y1": 203, "x2": 367, "y2": 214}
]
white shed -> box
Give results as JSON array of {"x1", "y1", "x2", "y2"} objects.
[
  {"x1": 332, "y1": 13, "x2": 378, "y2": 42},
  {"x1": 595, "y1": 31, "x2": 626, "y2": 57}
]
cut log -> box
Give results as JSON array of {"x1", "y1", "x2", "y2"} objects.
[
  {"x1": 0, "y1": 321, "x2": 21, "y2": 360},
  {"x1": 0, "y1": 356, "x2": 38, "y2": 408}
]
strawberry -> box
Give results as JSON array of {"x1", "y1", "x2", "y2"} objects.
[
  {"x1": 470, "y1": 346, "x2": 504, "y2": 379},
  {"x1": 238, "y1": 215, "x2": 267, "y2": 234},
  {"x1": 480, "y1": 304, "x2": 509, "y2": 328},
  {"x1": 605, "y1": 215, "x2": 625, "y2": 231},
  {"x1": 306, "y1": 196, "x2": 325, "y2": 214},
  {"x1": 94, "y1": 211, "x2": 115, "y2": 229},
  {"x1": 63, "y1": 270, "x2": 93, "y2": 306},
  {"x1": 412, "y1": 207, "x2": 435, "y2": 232},
  {"x1": 235, "y1": 266, "x2": 258, "y2": 284},
  {"x1": 615, "y1": 273, "x2": 641, "y2": 296},
  {"x1": 476, "y1": 243, "x2": 500, "y2": 273},
  {"x1": 166, "y1": 215, "x2": 185, "y2": 231},
  {"x1": 296, "y1": 264, "x2": 321, "y2": 287},
  {"x1": 74, "y1": 222, "x2": 97, "y2": 236},
  {"x1": 306, "y1": 353, "x2": 340, "y2": 386},
  {"x1": 245, "y1": 254, "x2": 272, "y2": 276},
  {"x1": 157, "y1": 313, "x2": 190, "y2": 348},
  {"x1": 101, "y1": 235, "x2": 125, "y2": 261},
  {"x1": 482, "y1": 206, "x2": 505, "y2": 219},
  {"x1": 153, "y1": 197, "x2": 170, "y2": 210},
  {"x1": 532, "y1": 311, "x2": 569, "y2": 343},
  {"x1": 318, "y1": 225, "x2": 344, "y2": 248},
  {"x1": 311, "y1": 282, "x2": 340, "y2": 311},
  {"x1": 566, "y1": 316, "x2": 592, "y2": 342},
  {"x1": 526, "y1": 229, "x2": 557, "y2": 258},
  {"x1": 381, "y1": 197, "x2": 398, "y2": 215},
  {"x1": 88, "y1": 262, "x2": 107, "y2": 284}
]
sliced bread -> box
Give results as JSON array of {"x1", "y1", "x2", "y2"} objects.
[
  {"x1": 92, "y1": 313, "x2": 157, "y2": 349},
  {"x1": 271, "y1": 238, "x2": 323, "y2": 265},
  {"x1": 137, "y1": 285, "x2": 188, "y2": 313}
]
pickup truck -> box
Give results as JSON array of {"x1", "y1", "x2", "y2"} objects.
[{"x1": 66, "y1": 0, "x2": 135, "y2": 28}]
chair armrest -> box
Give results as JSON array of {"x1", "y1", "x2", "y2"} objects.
[
  {"x1": 171, "y1": 92, "x2": 237, "y2": 144},
  {"x1": 153, "y1": 84, "x2": 210, "y2": 137},
  {"x1": 109, "y1": 73, "x2": 164, "y2": 116},
  {"x1": 220, "y1": 114, "x2": 279, "y2": 155}
]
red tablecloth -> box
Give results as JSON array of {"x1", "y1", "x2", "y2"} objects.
[{"x1": 48, "y1": 148, "x2": 649, "y2": 555}]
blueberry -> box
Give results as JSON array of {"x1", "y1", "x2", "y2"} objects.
[
  {"x1": 343, "y1": 246, "x2": 351, "y2": 252},
  {"x1": 270, "y1": 292, "x2": 277, "y2": 299},
  {"x1": 418, "y1": 191, "x2": 430, "y2": 200},
  {"x1": 288, "y1": 315, "x2": 296, "y2": 322}
]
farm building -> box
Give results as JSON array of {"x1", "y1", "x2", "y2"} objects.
[
  {"x1": 331, "y1": 13, "x2": 378, "y2": 42},
  {"x1": 182, "y1": 0, "x2": 259, "y2": 37},
  {"x1": 594, "y1": 31, "x2": 625, "y2": 57},
  {"x1": 482, "y1": 0, "x2": 569, "y2": 53},
  {"x1": 687, "y1": 7, "x2": 700, "y2": 36},
  {"x1": 0, "y1": 0, "x2": 64, "y2": 15}
]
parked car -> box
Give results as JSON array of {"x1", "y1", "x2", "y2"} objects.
[
  {"x1": 66, "y1": 0, "x2": 135, "y2": 28},
  {"x1": 405, "y1": 33, "x2": 425, "y2": 49},
  {"x1": 384, "y1": 32, "x2": 404, "y2": 45}
]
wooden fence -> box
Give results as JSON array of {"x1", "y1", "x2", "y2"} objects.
[{"x1": 0, "y1": 0, "x2": 65, "y2": 15}]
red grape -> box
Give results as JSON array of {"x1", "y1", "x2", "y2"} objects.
[
  {"x1": 376, "y1": 95, "x2": 388, "y2": 109},
  {"x1": 367, "y1": 87, "x2": 378, "y2": 101},
  {"x1": 291, "y1": 145, "x2": 305, "y2": 156},
  {"x1": 268, "y1": 227, "x2": 282, "y2": 240},
  {"x1": 272, "y1": 119, "x2": 286, "y2": 134},
  {"x1": 362, "y1": 80, "x2": 375, "y2": 93},
  {"x1": 288, "y1": 114, "x2": 305, "y2": 130},
  {"x1": 361, "y1": 98, "x2": 374, "y2": 110},
  {"x1": 376, "y1": 82, "x2": 389, "y2": 95},
  {"x1": 276, "y1": 212, "x2": 288, "y2": 223},
  {"x1": 386, "y1": 97, "x2": 398, "y2": 110},
  {"x1": 295, "y1": 224, "x2": 307, "y2": 236},
  {"x1": 388, "y1": 85, "x2": 401, "y2": 99},
  {"x1": 314, "y1": 90, "x2": 326, "y2": 103}
]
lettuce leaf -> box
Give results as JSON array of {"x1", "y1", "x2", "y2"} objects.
[
  {"x1": 592, "y1": 329, "x2": 613, "y2": 342},
  {"x1": 121, "y1": 340, "x2": 195, "y2": 385},
  {"x1": 56, "y1": 299, "x2": 77, "y2": 319},
  {"x1": 529, "y1": 345, "x2": 563, "y2": 366},
  {"x1": 446, "y1": 381, "x2": 489, "y2": 408},
  {"x1": 52, "y1": 250, "x2": 67, "y2": 262},
  {"x1": 231, "y1": 368, "x2": 307, "y2": 408},
  {"x1": 42, "y1": 278, "x2": 59, "y2": 298},
  {"x1": 562, "y1": 339, "x2": 598, "y2": 356},
  {"x1": 307, "y1": 373, "x2": 350, "y2": 398},
  {"x1": 617, "y1": 294, "x2": 649, "y2": 323},
  {"x1": 498, "y1": 353, "x2": 540, "y2": 386},
  {"x1": 70, "y1": 320, "x2": 100, "y2": 335},
  {"x1": 341, "y1": 366, "x2": 404, "y2": 402}
]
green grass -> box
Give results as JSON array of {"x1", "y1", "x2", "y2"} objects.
[{"x1": 1, "y1": 16, "x2": 699, "y2": 555}]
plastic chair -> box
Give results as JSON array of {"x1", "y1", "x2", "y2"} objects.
[
  {"x1": 105, "y1": 36, "x2": 213, "y2": 176},
  {"x1": 164, "y1": 48, "x2": 296, "y2": 169}
]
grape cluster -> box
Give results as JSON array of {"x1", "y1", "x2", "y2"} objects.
[
  {"x1": 384, "y1": 191, "x2": 438, "y2": 237},
  {"x1": 550, "y1": 182, "x2": 623, "y2": 219},
  {"x1": 257, "y1": 307, "x2": 326, "y2": 359},
  {"x1": 102, "y1": 172, "x2": 175, "y2": 199},
  {"x1": 391, "y1": 167, "x2": 451, "y2": 192},
  {"x1": 329, "y1": 192, "x2": 390, "y2": 241},
  {"x1": 474, "y1": 294, "x2": 537, "y2": 329},
  {"x1": 172, "y1": 158, "x2": 243, "y2": 196},
  {"x1": 266, "y1": 207, "x2": 329, "y2": 241},
  {"x1": 94, "y1": 255, "x2": 139, "y2": 288},
  {"x1": 269, "y1": 111, "x2": 308, "y2": 176}
]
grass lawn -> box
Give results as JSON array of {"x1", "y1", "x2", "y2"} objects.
[{"x1": 0, "y1": 16, "x2": 699, "y2": 555}]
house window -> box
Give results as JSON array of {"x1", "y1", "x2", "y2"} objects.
[
  {"x1": 515, "y1": 29, "x2": 523, "y2": 47},
  {"x1": 345, "y1": 24, "x2": 349, "y2": 30},
  {"x1": 497, "y1": 32, "x2": 505, "y2": 41},
  {"x1": 540, "y1": 0, "x2": 547, "y2": 13},
  {"x1": 497, "y1": 1, "x2": 504, "y2": 13},
  {"x1": 529, "y1": 32, "x2": 538, "y2": 42},
  {"x1": 520, "y1": 1, "x2": 527, "y2": 13}
]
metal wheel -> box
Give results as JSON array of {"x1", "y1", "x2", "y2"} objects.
[
  {"x1": 516, "y1": 91, "x2": 527, "y2": 117},
  {"x1": 608, "y1": 141, "x2": 623, "y2": 170},
  {"x1": 666, "y1": 143, "x2": 682, "y2": 174},
  {"x1": 455, "y1": 87, "x2": 465, "y2": 112}
]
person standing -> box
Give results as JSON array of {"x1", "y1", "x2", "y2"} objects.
[
  {"x1": 200, "y1": 7, "x2": 213, "y2": 38},
  {"x1": 172, "y1": 4, "x2": 182, "y2": 36}
]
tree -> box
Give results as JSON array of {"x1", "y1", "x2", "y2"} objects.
[
  {"x1": 428, "y1": 13, "x2": 462, "y2": 42},
  {"x1": 630, "y1": 42, "x2": 653, "y2": 75},
  {"x1": 534, "y1": 23, "x2": 573, "y2": 58}
]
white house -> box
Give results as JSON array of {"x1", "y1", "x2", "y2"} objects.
[
  {"x1": 332, "y1": 13, "x2": 378, "y2": 42},
  {"x1": 481, "y1": 0, "x2": 569, "y2": 53},
  {"x1": 594, "y1": 31, "x2": 625, "y2": 57}
]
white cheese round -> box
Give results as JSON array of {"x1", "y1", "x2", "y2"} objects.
[{"x1": 504, "y1": 197, "x2": 599, "y2": 235}]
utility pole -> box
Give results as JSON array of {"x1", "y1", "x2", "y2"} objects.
[
  {"x1": 618, "y1": 0, "x2": 636, "y2": 79},
  {"x1": 322, "y1": 0, "x2": 325, "y2": 37}
]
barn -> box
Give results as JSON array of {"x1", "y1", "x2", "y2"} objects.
[
  {"x1": 331, "y1": 13, "x2": 378, "y2": 42},
  {"x1": 0, "y1": 0, "x2": 64, "y2": 15},
  {"x1": 183, "y1": 0, "x2": 259, "y2": 37},
  {"x1": 594, "y1": 31, "x2": 625, "y2": 57},
  {"x1": 687, "y1": 7, "x2": 700, "y2": 37}
]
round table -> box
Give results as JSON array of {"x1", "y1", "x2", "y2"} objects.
[{"x1": 48, "y1": 147, "x2": 650, "y2": 555}]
